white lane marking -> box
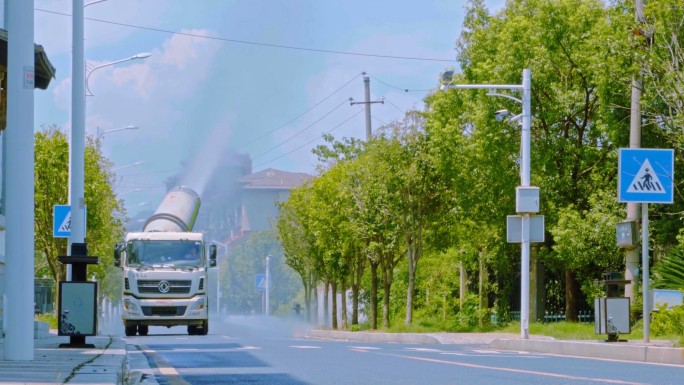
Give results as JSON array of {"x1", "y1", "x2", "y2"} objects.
[
  {"x1": 289, "y1": 345, "x2": 322, "y2": 349},
  {"x1": 159, "y1": 366, "x2": 179, "y2": 376},
  {"x1": 237, "y1": 346, "x2": 261, "y2": 350},
  {"x1": 349, "y1": 346, "x2": 381, "y2": 350},
  {"x1": 404, "y1": 347, "x2": 443, "y2": 353}
]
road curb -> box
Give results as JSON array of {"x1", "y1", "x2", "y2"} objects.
[
  {"x1": 309, "y1": 329, "x2": 440, "y2": 344},
  {"x1": 489, "y1": 338, "x2": 684, "y2": 365}
]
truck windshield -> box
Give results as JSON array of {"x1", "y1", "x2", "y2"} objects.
[{"x1": 126, "y1": 240, "x2": 203, "y2": 268}]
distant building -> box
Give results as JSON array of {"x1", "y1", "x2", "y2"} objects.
[{"x1": 238, "y1": 168, "x2": 312, "y2": 236}]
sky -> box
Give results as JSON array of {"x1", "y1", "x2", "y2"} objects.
[{"x1": 24, "y1": 0, "x2": 505, "y2": 219}]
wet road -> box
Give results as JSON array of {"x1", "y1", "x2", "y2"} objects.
[{"x1": 124, "y1": 315, "x2": 684, "y2": 385}]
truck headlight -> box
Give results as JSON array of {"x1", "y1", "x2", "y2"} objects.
[
  {"x1": 191, "y1": 298, "x2": 205, "y2": 311},
  {"x1": 124, "y1": 299, "x2": 139, "y2": 312}
]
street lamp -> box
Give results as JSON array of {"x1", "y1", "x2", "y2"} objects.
[
  {"x1": 96, "y1": 125, "x2": 139, "y2": 141},
  {"x1": 113, "y1": 161, "x2": 146, "y2": 172},
  {"x1": 86, "y1": 52, "x2": 151, "y2": 96},
  {"x1": 211, "y1": 240, "x2": 228, "y2": 315},
  {"x1": 70, "y1": 1, "x2": 151, "y2": 283},
  {"x1": 441, "y1": 69, "x2": 535, "y2": 339}
]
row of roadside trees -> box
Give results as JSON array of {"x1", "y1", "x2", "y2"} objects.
[{"x1": 275, "y1": 0, "x2": 684, "y2": 330}]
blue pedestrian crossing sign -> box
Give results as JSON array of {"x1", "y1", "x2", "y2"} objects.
[
  {"x1": 53, "y1": 205, "x2": 87, "y2": 238},
  {"x1": 618, "y1": 148, "x2": 674, "y2": 204},
  {"x1": 255, "y1": 274, "x2": 266, "y2": 290}
]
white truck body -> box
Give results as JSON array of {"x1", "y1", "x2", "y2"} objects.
[{"x1": 115, "y1": 186, "x2": 216, "y2": 336}]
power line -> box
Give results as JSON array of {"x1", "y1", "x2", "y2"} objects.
[
  {"x1": 36, "y1": 8, "x2": 456, "y2": 63},
  {"x1": 246, "y1": 73, "x2": 362, "y2": 144},
  {"x1": 368, "y1": 74, "x2": 431, "y2": 92},
  {"x1": 371, "y1": 115, "x2": 387, "y2": 127},
  {"x1": 252, "y1": 99, "x2": 350, "y2": 159},
  {"x1": 254, "y1": 109, "x2": 364, "y2": 170},
  {"x1": 383, "y1": 96, "x2": 407, "y2": 114}
]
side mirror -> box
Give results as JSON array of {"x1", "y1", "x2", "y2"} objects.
[
  {"x1": 113, "y1": 243, "x2": 124, "y2": 268},
  {"x1": 209, "y1": 244, "x2": 217, "y2": 267}
]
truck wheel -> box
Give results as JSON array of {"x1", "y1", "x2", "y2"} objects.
[
  {"x1": 187, "y1": 325, "x2": 198, "y2": 335},
  {"x1": 138, "y1": 325, "x2": 149, "y2": 336},
  {"x1": 125, "y1": 326, "x2": 137, "y2": 336},
  {"x1": 197, "y1": 320, "x2": 208, "y2": 335}
]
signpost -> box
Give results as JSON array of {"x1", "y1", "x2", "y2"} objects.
[{"x1": 617, "y1": 148, "x2": 674, "y2": 342}]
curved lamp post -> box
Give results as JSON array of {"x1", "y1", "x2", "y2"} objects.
[
  {"x1": 113, "y1": 161, "x2": 146, "y2": 173},
  {"x1": 86, "y1": 52, "x2": 151, "y2": 96},
  {"x1": 96, "y1": 125, "x2": 139, "y2": 141},
  {"x1": 441, "y1": 69, "x2": 535, "y2": 339}
]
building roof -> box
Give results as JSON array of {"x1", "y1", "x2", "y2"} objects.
[
  {"x1": 0, "y1": 29, "x2": 57, "y2": 131},
  {"x1": 0, "y1": 29, "x2": 57, "y2": 90},
  {"x1": 240, "y1": 168, "x2": 312, "y2": 190}
]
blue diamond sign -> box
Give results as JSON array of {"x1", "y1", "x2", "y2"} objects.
[
  {"x1": 53, "y1": 205, "x2": 87, "y2": 238},
  {"x1": 618, "y1": 148, "x2": 674, "y2": 204},
  {"x1": 255, "y1": 274, "x2": 266, "y2": 291}
]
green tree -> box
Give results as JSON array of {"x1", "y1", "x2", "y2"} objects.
[
  {"x1": 428, "y1": 0, "x2": 634, "y2": 321},
  {"x1": 653, "y1": 245, "x2": 684, "y2": 291},
  {"x1": 223, "y1": 230, "x2": 300, "y2": 315},
  {"x1": 34, "y1": 126, "x2": 125, "y2": 297},
  {"x1": 276, "y1": 184, "x2": 319, "y2": 322}
]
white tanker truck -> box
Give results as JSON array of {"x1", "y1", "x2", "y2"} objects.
[{"x1": 114, "y1": 186, "x2": 216, "y2": 336}]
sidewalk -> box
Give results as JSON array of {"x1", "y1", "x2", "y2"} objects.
[
  {"x1": 0, "y1": 332, "x2": 128, "y2": 385},
  {"x1": 308, "y1": 330, "x2": 684, "y2": 365}
]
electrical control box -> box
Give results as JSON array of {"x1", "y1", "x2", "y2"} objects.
[{"x1": 516, "y1": 186, "x2": 540, "y2": 213}]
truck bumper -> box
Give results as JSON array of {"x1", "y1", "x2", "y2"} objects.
[{"x1": 122, "y1": 295, "x2": 207, "y2": 327}]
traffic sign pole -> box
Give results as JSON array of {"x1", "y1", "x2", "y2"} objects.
[
  {"x1": 617, "y1": 148, "x2": 674, "y2": 343},
  {"x1": 642, "y1": 203, "x2": 650, "y2": 342}
]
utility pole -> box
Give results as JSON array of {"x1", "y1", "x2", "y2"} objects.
[
  {"x1": 350, "y1": 73, "x2": 383, "y2": 140},
  {"x1": 5, "y1": 0, "x2": 36, "y2": 360},
  {"x1": 265, "y1": 255, "x2": 271, "y2": 316},
  {"x1": 625, "y1": 0, "x2": 647, "y2": 302}
]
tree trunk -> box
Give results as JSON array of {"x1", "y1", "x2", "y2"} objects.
[
  {"x1": 340, "y1": 277, "x2": 348, "y2": 329},
  {"x1": 383, "y1": 278, "x2": 391, "y2": 329},
  {"x1": 302, "y1": 277, "x2": 311, "y2": 323},
  {"x1": 381, "y1": 261, "x2": 392, "y2": 329},
  {"x1": 351, "y1": 282, "x2": 359, "y2": 326},
  {"x1": 370, "y1": 261, "x2": 379, "y2": 330},
  {"x1": 405, "y1": 243, "x2": 417, "y2": 325},
  {"x1": 565, "y1": 269, "x2": 579, "y2": 322},
  {"x1": 323, "y1": 282, "x2": 330, "y2": 327},
  {"x1": 459, "y1": 261, "x2": 467, "y2": 308},
  {"x1": 331, "y1": 281, "x2": 338, "y2": 329},
  {"x1": 479, "y1": 251, "x2": 487, "y2": 328}
]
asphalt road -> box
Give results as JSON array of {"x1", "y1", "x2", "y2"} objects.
[{"x1": 124, "y1": 315, "x2": 684, "y2": 385}]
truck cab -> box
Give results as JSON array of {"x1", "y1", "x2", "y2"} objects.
[{"x1": 115, "y1": 231, "x2": 216, "y2": 336}]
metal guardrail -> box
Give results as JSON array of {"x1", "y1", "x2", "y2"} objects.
[{"x1": 493, "y1": 310, "x2": 594, "y2": 324}]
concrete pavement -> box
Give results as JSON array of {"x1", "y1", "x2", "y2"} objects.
[
  {"x1": 0, "y1": 331, "x2": 130, "y2": 385},
  {"x1": 308, "y1": 329, "x2": 684, "y2": 366}
]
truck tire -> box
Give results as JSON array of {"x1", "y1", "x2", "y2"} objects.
[
  {"x1": 187, "y1": 325, "x2": 198, "y2": 335},
  {"x1": 197, "y1": 320, "x2": 208, "y2": 335},
  {"x1": 125, "y1": 326, "x2": 137, "y2": 336},
  {"x1": 138, "y1": 325, "x2": 149, "y2": 336}
]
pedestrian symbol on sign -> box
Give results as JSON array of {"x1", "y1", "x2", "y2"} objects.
[
  {"x1": 58, "y1": 213, "x2": 71, "y2": 233},
  {"x1": 626, "y1": 159, "x2": 665, "y2": 194}
]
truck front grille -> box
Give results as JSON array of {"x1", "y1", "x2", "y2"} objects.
[
  {"x1": 137, "y1": 280, "x2": 192, "y2": 294},
  {"x1": 141, "y1": 306, "x2": 187, "y2": 316}
]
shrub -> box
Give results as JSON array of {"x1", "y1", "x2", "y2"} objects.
[
  {"x1": 35, "y1": 312, "x2": 58, "y2": 329},
  {"x1": 650, "y1": 304, "x2": 684, "y2": 336}
]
